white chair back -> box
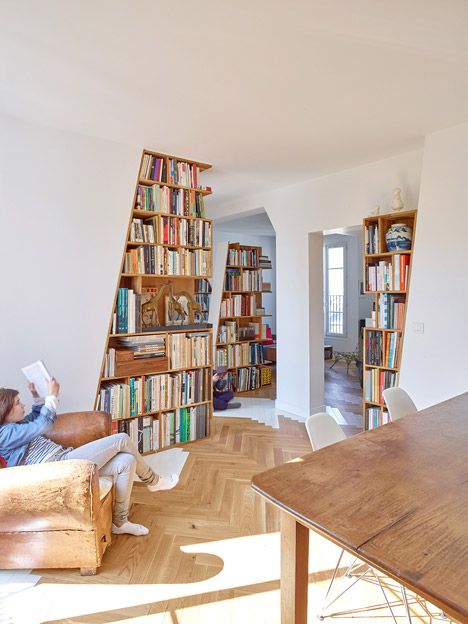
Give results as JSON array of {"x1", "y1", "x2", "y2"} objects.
[
  {"x1": 382, "y1": 387, "x2": 417, "y2": 421},
  {"x1": 305, "y1": 412, "x2": 346, "y2": 451}
]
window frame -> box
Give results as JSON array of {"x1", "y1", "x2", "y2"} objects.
[{"x1": 324, "y1": 242, "x2": 347, "y2": 338}]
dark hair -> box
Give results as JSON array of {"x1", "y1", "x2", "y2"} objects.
[{"x1": 0, "y1": 389, "x2": 19, "y2": 425}]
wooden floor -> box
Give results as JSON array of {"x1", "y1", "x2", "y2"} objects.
[
  {"x1": 34, "y1": 415, "x2": 436, "y2": 624},
  {"x1": 324, "y1": 359, "x2": 362, "y2": 430}
]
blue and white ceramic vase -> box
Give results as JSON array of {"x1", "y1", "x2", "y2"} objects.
[{"x1": 386, "y1": 223, "x2": 412, "y2": 251}]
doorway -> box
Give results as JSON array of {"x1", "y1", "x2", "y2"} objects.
[{"x1": 322, "y1": 227, "x2": 373, "y2": 432}]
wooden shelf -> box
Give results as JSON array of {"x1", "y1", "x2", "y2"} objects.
[
  {"x1": 127, "y1": 241, "x2": 211, "y2": 251},
  {"x1": 223, "y1": 290, "x2": 263, "y2": 294},
  {"x1": 220, "y1": 315, "x2": 271, "y2": 319},
  {"x1": 364, "y1": 364, "x2": 399, "y2": 372},
  {"x1": 96, "y1": 148, "x2": 215, "y2": 455},
  {"x1": 364, "y1": 290, "x2": 407, "y2": 295},
  {"x1": 101, "y1": 365, "x2": 211, "y2": 381},
  {"x1": 365, "y1": 250, "x2": 412, "y2": 258},
  {"x1": 138, "y1": 177, "x2": 212, "y2": 196},
  {"x1": 133, "y1": 209, "x2": 211, "y2": 222},
  {"x1": 122, "y1": 273, "x2": 212, "y2": 278},
  {"x1": 217, "y1": 242, "x2": 273, "y2": 392},
  {"x1": 216, "y1": 340, "x2": 261, "y2": 346},
  {"x1": 365, "y1": 328, "x2": 403, "y2": 333},
  {"x1": 111, "y1": 400, "x2": 211, "y2": 421}
]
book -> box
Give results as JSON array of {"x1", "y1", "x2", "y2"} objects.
[{"x1": 21, "y1": 360, "x2": 52, "y2": 398}]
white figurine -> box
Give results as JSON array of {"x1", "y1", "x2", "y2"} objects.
[
  {"x1": 391, "y1": 188, "x2": 404, "y2": 211},
  {"x1": 370, "y1": 205, "x2": 380, "y2": 216}
]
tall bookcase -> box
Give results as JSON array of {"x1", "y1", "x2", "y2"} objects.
[
  {"x1": 95, "y1": 149, "x2": 214, "y2": 454},
  {"x1": 216, "y1": 242, "x2": 273, "y2": 393},
  {"x1": 362, "y1": 209, "x2": 417, "y2": 430}
]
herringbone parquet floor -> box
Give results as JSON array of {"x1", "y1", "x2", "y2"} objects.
[{"x1": 34, "y1": 416, "x2": 435, "y2": 624}]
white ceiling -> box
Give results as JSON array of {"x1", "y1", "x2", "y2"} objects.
[
  {"x1": 1, "y1": 0, "x2": 467, "y2": 208},
  {"x1": 216, "y1": 210, "x2": 276, "y2": 236}
]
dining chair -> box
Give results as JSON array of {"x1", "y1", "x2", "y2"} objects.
[{"x1": 382, "y1": 387, "x2": 417, "y2": 421}]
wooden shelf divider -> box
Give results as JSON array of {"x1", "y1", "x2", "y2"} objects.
[
  {"x1": 216, "y1": 242, "x2": 273, "y2": 393},
  {"x1": 362, "y1": 209, "x2": 417, "y2": 430},
  {"x1": 95, "y1": 149, "x2": 214, "y2": 454}
]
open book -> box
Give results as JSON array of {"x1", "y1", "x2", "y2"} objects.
[{"x1": 21, "y1": 360, "x2": 51, "y2": 398}]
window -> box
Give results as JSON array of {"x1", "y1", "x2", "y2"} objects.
[{"x1": 325, "y1": 245, "x2": 346, "y2": 336}]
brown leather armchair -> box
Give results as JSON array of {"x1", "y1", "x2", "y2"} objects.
[{"x1": 0, "y1": 411, "x2": 113, "y2": 575}]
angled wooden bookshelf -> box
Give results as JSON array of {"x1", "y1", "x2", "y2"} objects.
[
  {"x1": 362, "y1": 209, "x2": 417, "y2": 430},
  {"x1": 216, "y1": 242, "x2": 273, "y2": 393},
  {"x1": 95, "y1": 149, "x2": 214, "y2": 454}
]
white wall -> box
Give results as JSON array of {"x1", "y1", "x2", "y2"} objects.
[
  {"x1": 213, "y1": 230, "x2": 276, "y2": 334},
  {"x1": 400, "y1": 122, "x2": 468, "y2": 408},
  {"x1": 208, "y1": 150, "x2": 423, "y2": 418},
  {"x1": 0, "y1": 114, "x2": 139, "y2": 411}
]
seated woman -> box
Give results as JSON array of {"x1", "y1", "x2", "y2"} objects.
[
  {"x1": 213, "y1": 367, "x2": 241, "y2": 411},
  {"x1": 0, "y1": 379, "x2": 178, "y2": 536}
]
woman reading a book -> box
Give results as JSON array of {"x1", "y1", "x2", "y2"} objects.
[{"x1": 0, "y1": 379, "x2": 178, "y2": 536}]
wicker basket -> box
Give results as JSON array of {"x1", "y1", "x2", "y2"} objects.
[{"x1": 260, "y1": 365, "x2": 272, "y2": 386}]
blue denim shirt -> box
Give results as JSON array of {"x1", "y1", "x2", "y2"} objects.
[{"x1": 0, "y1": 403, "x2": 57, "y2": 467}]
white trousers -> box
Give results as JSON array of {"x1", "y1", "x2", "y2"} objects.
[{"x1": 64, "y1": 433, "x2": 155, "y2": 524}]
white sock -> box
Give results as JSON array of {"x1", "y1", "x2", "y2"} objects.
[
  {"x1": 147, "y1": 473, "x2": 179, "y2": 492},
  {"x1": 112, "y1": 521, "x2": 149, "y2": 536}
]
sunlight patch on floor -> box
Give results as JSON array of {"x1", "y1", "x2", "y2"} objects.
[{"x1": 5, "y1": 531, "x2": 438, "y2": 624}]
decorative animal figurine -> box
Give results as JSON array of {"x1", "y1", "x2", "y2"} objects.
[{"x1": 391, "y1": 188, "x2": 404, "y2": 212}]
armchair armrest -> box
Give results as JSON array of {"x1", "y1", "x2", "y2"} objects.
[
  {"x1": 46, "y1": 411, "x2": 111, "y2": 448},
  {"x1": 0, "y1": 459, "x2": 100, "y2": 532}
]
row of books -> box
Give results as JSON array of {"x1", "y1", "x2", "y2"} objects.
[
  {"x1": 365, "y1": 408, "x2": 391, "y2": 430},
  {"x1": 113, "y1": 416, "x2": 160, "y2": 452},
  {"x1": 114, "y1": 288, "x2": 166, "y2": 334},
  {"x1": 215, "y1": 343, "x2": 264, "y2": 368},
  {"x1": 170, "y1": 332, "x2": 210, "y2": 369},
  {"x1": 384, "y1": 332, "x2": 401, "y2": 368},
  {"x1": 378, "y1": 294, "x2": 405, "y2": 329},
  {"x1": 228, "y1": 248, "x2": 258, "y2": 267},
  {"x1": 129, "y1": 217, "x2": 211, "y2": 248},
  {"x1": 366, "y1": 254, "x2": 410, "y2": 291},
  {"x1": 195, "y1": 293, "x2": 210, "y2": 312},
  {"x1": 224, "y1": 269, "x2": 262, "y2": 292},
  {"x1": 218, "y1": 321, "x2": 238, "y2": 344},
  {"x1": 195, "y1": 278, "x2": 211, "y2": 293},
  {"x1": 365, "y1": 330, "x2": 401, "y2": 368},
  {"x1": 115, "y1": 288, "x2": 142, "y2": 334},
  {"x1": 259, "y1": 255, "x2": 272, "y2": 269},
  {"x1": 111, "y1": 403, "x2": 209, "y2": 451},
  {"x1": 140, "y1": 155, "x2": 202, "y2": 189},
  {"x1": 104, "y1": 337, "x2": 166, "y2": 377},
  {"x1": 103, "y1": 347, "x2": 116, "y2": 377},
  {"x1": 365, "y1": 330, "x2": 383, "y2": 366},
  {"x1": 364, "y1": 223, "x2": 379, "y2": 255},
  {"x1": 220, "y1": 294, "x2": 258, "y2": 318},
  {"x1": 123, "y1": 246, "x2": 211, "y2": 276},
  {"x1": 135, "y1": 185, "x2": 205, "y2": 218},
  {"x1": 162, "y1": 404, "x2": 209, "y2": 445},
  {"x1": 364, "y1": 369, "x2": 397, "y2": 404},
  {"x1": 237, "y1": 366, "x2": 261, "y2": 391},
  {"x1": 145, "y1": 368, "x2": 210, "y2": 412}
]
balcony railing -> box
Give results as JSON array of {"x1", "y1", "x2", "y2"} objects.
[{"x1": 327, "y1": 294, "x2": 344, "y2": 335}]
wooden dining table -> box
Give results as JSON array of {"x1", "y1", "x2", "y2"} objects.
[{"x1": 251, "y1": 393, "x2": 468, "y2": 624}]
